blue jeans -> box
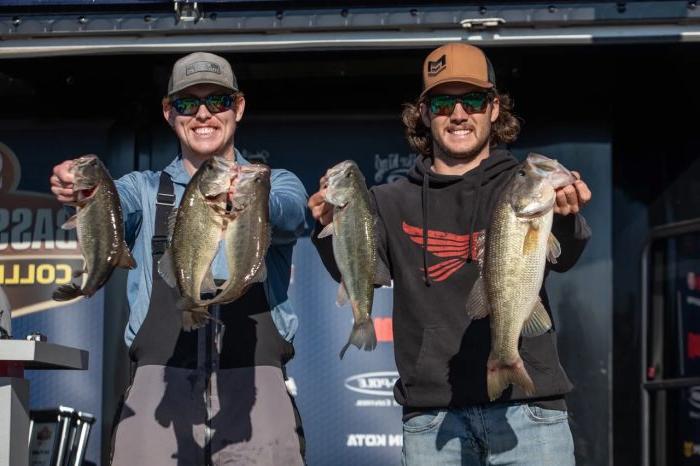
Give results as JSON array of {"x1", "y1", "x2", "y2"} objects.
[{"x1": 401, "y1": 403, "x2": 575, "y2": 466}]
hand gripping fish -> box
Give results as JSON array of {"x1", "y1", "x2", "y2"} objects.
[
  {"x1": 466, "y1": 153, "x2": 590, "y2": 401},
  {"x1": 318, "y1": 160, "x2": 391, "y2": 359},
  {"x1": 53, "y1": 155, "x2": 136, "y2": 301}
]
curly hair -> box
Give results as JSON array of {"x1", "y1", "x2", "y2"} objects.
[{"x1": 401, "y1": 90, "x2": 520, "y2": 158}]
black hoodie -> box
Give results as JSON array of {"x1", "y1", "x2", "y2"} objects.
[{"x1": 312, "y1": 148, "x2": 588, "y2": 411}]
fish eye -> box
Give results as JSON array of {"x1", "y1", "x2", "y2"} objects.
[
  {"x1": 346, "y1": 172, "x2": 353, "y2": 178},
  {"x1": 518, "y1": 169, "x2": 526, "y2": 177}
]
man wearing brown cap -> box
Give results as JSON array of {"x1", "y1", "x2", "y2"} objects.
[
  {"x1": 309, "y1": 43, "x2": 591, "y2": 464},
  {"x1": 50, "y1": 52, "x2": 307, "y2": 465}
]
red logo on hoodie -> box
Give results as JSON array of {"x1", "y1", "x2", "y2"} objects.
[{"x1": 402, "y1": 221, "x2": 481, "y2": 282}]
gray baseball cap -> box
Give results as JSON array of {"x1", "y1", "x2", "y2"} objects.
[{"x1": 167, "y1": 52, "x2": 239, "y2": 96}]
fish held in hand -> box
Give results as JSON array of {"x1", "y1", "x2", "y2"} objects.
[
  {"x1": 53, "y1": 155, "x2": 136, "y2": 302},
  {"x1": 158, "y1": 156, "x2": 236, "y2": 330},
  {"x1": 318, "y1": 160, "x2": 391, "y2": 359},
  {"x1": 466, "y1": 153, "x2": 578, "y2": 401}
]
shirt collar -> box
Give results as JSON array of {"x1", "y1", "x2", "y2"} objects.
[{"x1": 163, "y1": 149, "x2": 250, "y2": 185}]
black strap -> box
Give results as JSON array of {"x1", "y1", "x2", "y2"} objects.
[{"x1": 152, "y1": 171, "x2": 175, "y2": 257}]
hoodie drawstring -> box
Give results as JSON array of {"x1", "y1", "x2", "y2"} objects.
[
  {"x1": 467, "y1": 164, "x2": 486, "y2": 263},
  {"x1": 422, "y1": 169, "x2": 431, "y2": 286}
]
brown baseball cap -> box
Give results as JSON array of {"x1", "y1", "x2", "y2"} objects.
[
  {"x1": 420, "y1": 43, "x2": 496, "y2": 98},
  {"x1": 168, "y1": 52, "x2": 239, "y2": 96}
]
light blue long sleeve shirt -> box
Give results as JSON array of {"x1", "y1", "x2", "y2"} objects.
[{"x1": 115, "y1": 151, "x2": 307, "y2": 347}]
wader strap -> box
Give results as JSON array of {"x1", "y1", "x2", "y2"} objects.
[{"x1": 152, "y1": 171, "x2": 175, "y2": 257}]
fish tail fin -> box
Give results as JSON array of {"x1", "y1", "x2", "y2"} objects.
[
  {"x1": 339, "y1": 318, "x2": 377, "y2": 359},
  {"x1": 52, "y1": 283, "x2": 83, "y2": 301},
  {"x1": 177, "y1": 297, "x2": 209, "y2": 331},
  {"x1": 486, "y1": 355, "x2": 535, "y2": 401},
  {"x1": 182, "y1": 306, "x2": 210, "y2": 332}
]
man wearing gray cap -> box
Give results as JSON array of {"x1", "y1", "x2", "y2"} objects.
[{"x1": 50, "y1": 52, "x2": 307, "y2": 465}]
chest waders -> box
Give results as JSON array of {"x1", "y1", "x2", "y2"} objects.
[{"x1": 110, "y1": 172, "x2": 305, "y2": 466}]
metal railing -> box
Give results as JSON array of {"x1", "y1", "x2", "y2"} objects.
[{"x1": 641, "y1": 218, "x2": 700, "y2": 466}]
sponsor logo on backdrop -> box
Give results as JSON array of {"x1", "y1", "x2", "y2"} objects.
[
  {"x1": 689, "y1": 332, "x2": 700, "y2": 359},
  {"x1": 374, "y1": 317, "x2": 393, "y2": 343},
  {"x1": 345, "y1": 371, "x2": 400, "y2": 407},
  {"x1": 346, "y1": 434, "x2": 402, "y2": 447},
  {"x1": 0, "y1": 143, "x2": 82, "y2": 317},
  {"x1": 374, "y1": 153, "x2": 417, "y2": 184}
]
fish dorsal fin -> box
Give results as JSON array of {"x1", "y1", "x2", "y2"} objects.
[
  {"x1": 317, "y1": 222, "x2": 334, "y2": 239},
  {"x1": 547, "y1": 233, "x2": 562, "y2": 264},
  {"x1": 117, "y1": 244, "x2": 137, "y2": 269},
  {"x1": 466, "y1": 277, "x2": 490, "y2": 319},
  {"x1": 521, "y1": 300, "x2": 553, "y2": 337},
  {"x1": 374, "y1": 259, "x2": 392, "y2": 287},
  {"x1": 157, "y1": 248, "x2": 177, "y2": 288},
  {"x1": 336, "y1": 280, "x2": 349, "y2": 307}
]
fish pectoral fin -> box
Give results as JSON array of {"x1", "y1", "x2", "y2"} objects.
[
  {"x1": 546, "y1": 233, "x2": 562, "y2": 264},
  {"x1": 523, "y1": 225, "x2": 540, "y2": 256},
  {"x1": 574, "y1": 213, "x2": 593, "y2": 240},
  {"x1": 60, "y1": 215, "x2": 79, "y2": 230},
  {"x1": 466, "y1": 277, "x2": 490, "y2": 319},
  {"x1": 336, "y1": 281, "x2": 349, "y2": 307},
  {"x1": 521, "y1": 300, "x2": 553, "y2": 337},
  {"x1": 317, "y1": 222, "x2": 334, "y2": 239},
  {"x1": 157, "y1": 249, "x2": 178, "y2": 288},
  {"x1": 117, "y1": 244, "x2": 137, "y2": 269},
  {"x1": 373, "y1": 259, "x2": 392, "y2": 287}
]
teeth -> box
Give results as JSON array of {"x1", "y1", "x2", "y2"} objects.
[
  {"x1": 194, "y1": 127, "x2": 214, "y2": 135},
  {"x1": 451, "y1": 129, "x2": 471, "y2": 135}
]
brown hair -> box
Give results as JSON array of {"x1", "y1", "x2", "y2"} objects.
[{"x1": 401, "y1": 90, "x2": 521, "y2": 158}]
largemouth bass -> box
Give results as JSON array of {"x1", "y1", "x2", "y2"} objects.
[
  {"x1": 205, "y1": 163, "x2": 271, "y2": 307},
  {"x1": 318, "y1": 160, "x2": 390, "y2": 359},
  {"x1": 466, "y1": 153, "x2": 576, "y2": 401},
  {"x1": 158, "y1": 156, "x2": 236, "y2": 330},
  {"x1": 53, "y1": 155, "x2": 136, "y2": 301}
]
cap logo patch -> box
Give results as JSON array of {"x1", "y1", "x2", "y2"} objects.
[
  {"x1": 428, "y1": 55, "x2": 447, "y2": 76},
  {"x1": 186, "y1": 61, "x2": 221, "y2": 76}
]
